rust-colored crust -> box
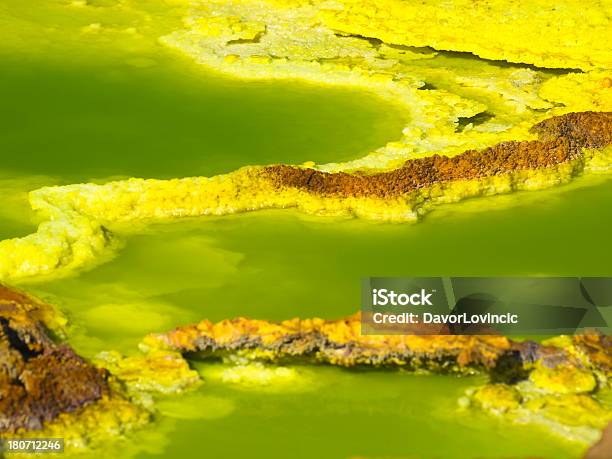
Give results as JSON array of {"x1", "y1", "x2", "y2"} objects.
[
  {"x1": 0, "y1": 284, "x2": 109, "y2": 433},
  {"x1": 263, "y1": 112, "x2": 612, "y2": 198},
  {"x1": 531, "y1": 111, "x2": 612, "y2": 149},
  {"x1": 147, "y1": 314, "x2": 612, "y2": 378},
  {"x1": 148, "y1": 314, "x2": 511, "y2": 371}
]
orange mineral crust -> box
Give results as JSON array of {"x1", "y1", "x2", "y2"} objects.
[
  {"x1": 146, "y1": 313, "x2": 612, "y2": 378},
  {"x1": 146, "y1": 313, "x2": 514, "y2": 370}
]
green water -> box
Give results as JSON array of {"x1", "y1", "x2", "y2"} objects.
[
  {"x1": 0, "y1": 51, "x2": 403, "y2": 238},
  {"x1": 1, "y1": 3, "x2": 609, "y2": 458},
  {"x1": 0, "y1": 55, "x2": 402, "y2": 181},
  {"x1": 136, "y1": 365, "x2": 577, "y2": 459}
]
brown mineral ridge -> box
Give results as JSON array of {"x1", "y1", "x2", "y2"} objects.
[
  {"x1": 149, "y1": 313, "x2": 511, "y2": 369},
  {"x1": 148, "y1": 313, "x2": 612, "y2": 376},
  {"x1": 0, "y1": 284, "x2": 109, "y2": 433},
  {"x1": 584, "y1": 421, "x2": 612, "y2": 459},
  {"x1": 263, "y1": 111, "x2": 612, "y2": 198}
]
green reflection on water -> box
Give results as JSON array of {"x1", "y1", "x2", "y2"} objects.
[{"x1": 0, "y1": 53, "x2": 403, "y2": 181}]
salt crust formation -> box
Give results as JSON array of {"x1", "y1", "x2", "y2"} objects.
[{"x1": 0, "y1": 112, "x2": 610, "y2": 282}]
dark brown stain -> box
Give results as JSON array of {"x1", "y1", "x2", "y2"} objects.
[{"x1": 0, "y1": 284, "x2": 109, "y2": 433}]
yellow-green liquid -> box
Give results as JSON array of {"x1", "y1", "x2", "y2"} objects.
[{"x1": 1, "y1": 2, "x2": 610, "y2": 458}]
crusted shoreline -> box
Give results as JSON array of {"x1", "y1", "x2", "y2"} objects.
[
  {"x1": 144, "y1": 312, "x2": 612, "y2": 444},
  {"x1": 0, "y1": 111, "x2": 610, "y2": 282},
  {"x1": 143, "y1": 313, "x2": 510, "y2": 371},
  {"x1": 143, "y1": 312, "x2": 611, "y2": 376},
  {"x1": 0, "y1": 284, "x2": 108, "y2": 433},
  {"x1": 2, "y1": 282, "x2": 610, "y2": 452},
  {"x1": 0, "y1": 285, "x2": 153, "y2": 449}
]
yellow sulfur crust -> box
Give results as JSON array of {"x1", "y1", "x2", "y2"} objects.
[{"x1": 315, "y1": 0, "x2": 612, "y2": 70}]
